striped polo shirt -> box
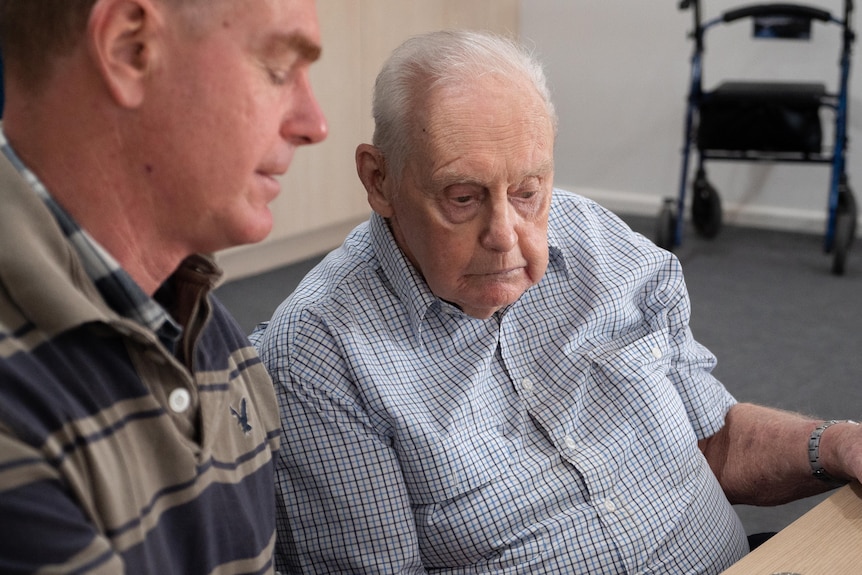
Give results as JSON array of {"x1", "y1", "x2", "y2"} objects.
[{"x1": 0, "y1": 135, "x2": 281, "y2": 573}]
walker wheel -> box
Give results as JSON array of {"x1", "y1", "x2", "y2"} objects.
[
  {"x1": 691, "y1": 177, "x2": 722, "y2": 239},
  {"x1": 831, "y1": 186, "x2": 857, "y2": 276},
  {"x1": 655, "y1": 200, "x2": 676, "y2": 251}
]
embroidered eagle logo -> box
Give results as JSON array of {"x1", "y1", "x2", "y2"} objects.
[{"x1": 230, "y1": 398, "x2": 253, "y2": 434}]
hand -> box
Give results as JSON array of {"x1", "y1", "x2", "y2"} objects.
[{"x1": 819, "y1": 420, "x2": 862, "y2": 483}]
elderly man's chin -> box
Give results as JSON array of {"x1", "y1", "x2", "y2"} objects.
[{"x1": 458, "y1": 278, "x2": 535, "y2": 319}]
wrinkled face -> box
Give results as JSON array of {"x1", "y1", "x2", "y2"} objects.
[
  {"x1": 385, "y1": 74, "x2": 554, "y2": 319},
  {"x1": 143, "y1": 0, "x2": 327, "y2": 253}
]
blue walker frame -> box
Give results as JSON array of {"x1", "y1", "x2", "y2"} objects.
[{"x1": 658, "y1": 0, "x2": 857, "y2": 275}]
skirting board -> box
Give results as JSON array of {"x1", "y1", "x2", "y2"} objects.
[
  {"x1": 569, "y1": 186, "x2": 850, "y2": 236},
  {"x1": 216, "y1": 216, "x2": 368, "y2": 283}
]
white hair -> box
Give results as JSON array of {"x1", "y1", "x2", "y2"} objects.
[{"x1": 370, "y1": 29, "x2": 558, "y2": 182}]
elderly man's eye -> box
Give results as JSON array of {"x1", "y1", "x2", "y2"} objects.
[{"x1": 446, "y1": 184, "x2": 482, "y2": 205}]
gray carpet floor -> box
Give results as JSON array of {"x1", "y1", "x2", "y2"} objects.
[{"x1": 216, "y1": 214, "x2": 862, "y2": 537}]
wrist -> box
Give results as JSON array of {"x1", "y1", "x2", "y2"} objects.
[{"x1": 809, "y1": 419, "x2": 858, "y2": 484}]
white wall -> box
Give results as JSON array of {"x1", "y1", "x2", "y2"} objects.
[{"x1": 521, "y1": 0, "x2": 861, "y2": 233}]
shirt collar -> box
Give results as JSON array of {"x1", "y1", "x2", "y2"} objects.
[
  {"x1": 546, "y1": 207, "x2": 570, "y2": 277},
  {"x1": 370, "y1": 212, "x2": 440, "y2": 333},
  {"x1": 0, "y1": 129, "x2": 182, "y2": 346}
]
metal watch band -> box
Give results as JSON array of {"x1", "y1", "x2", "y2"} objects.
[{"x1": 808, "y1": 419, "x2": 857, "y2": 483}]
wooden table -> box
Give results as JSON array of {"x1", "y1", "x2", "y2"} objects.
[{"x1": 721, "y1": 482, "x2": 862, "y2": 575}]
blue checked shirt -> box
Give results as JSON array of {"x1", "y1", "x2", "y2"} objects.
[
  {"x1": 252, "y1": 189, "x2": 748, "y2": 574},
  {"x1": 0, "y1": 130, "x2": 181, "y2": 347}
]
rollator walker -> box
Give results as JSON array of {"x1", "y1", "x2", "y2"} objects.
[{"x1": 657, "y1": 0, "x2": 857, "y2": 274}]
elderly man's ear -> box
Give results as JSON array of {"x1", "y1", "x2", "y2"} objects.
[{"x1": 356, "y1": 143, "x2": 395, "y2": 218}]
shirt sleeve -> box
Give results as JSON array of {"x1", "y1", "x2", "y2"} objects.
[
  {"x1": 258, "y1": 312, "x2": 427, "y2": 574},
  {"x1": 657, "y1": 255, "x2": 737, "y2": 440}
]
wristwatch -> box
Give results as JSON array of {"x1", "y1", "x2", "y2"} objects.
[{"x1": 808, "y1": 419, "x2": 857, "y2": 483}]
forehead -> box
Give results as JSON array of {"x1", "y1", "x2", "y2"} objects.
[
  {"x1": 191, "y1": 0, "x2": 322, "y2": 53},
  {"x1": 416, "y1": 75, "x2": 555, "y2": 180}
]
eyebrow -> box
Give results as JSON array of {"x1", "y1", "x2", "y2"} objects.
[
  {"x1": 432, "y1": 159, "x2": 555, "y2": 188},
  {"x1": 266, "y1": 32, "x2": 322, "y2": 63}
]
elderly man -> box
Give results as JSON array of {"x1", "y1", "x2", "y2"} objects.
[
  {"x1": 0, "y1": 0, "x2": 326, "y2": 572},
  {"x1": 253, "y1": 30, "x2": 862, "y2": 573}
]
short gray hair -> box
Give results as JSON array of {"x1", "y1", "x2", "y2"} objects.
[{"x1": 371, "y1": 29, "x2": 558, "y2": 182}]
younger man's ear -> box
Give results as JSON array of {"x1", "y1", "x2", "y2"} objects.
[
  {"x1": 87, "y1": 0, "x2": 162, "y2": 108},
  {"x1": 356, "y1": 143, "x2": 395, "y2": 218}
]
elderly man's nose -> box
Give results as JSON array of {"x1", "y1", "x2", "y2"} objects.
[{"x1": 482, "y1": 205, "x2": 518, "y2": 251}]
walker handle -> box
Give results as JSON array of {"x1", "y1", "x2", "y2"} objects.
[{"x1": 723, "y1": 3, "x2": 832, "y2": 23}]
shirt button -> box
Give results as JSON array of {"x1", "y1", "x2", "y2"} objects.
[
  {"x1": 564, "y1": 435, "x2": 577, "y2": 450},
  {"x1": 651, "y1": 346, "x2": 663, "y2": 359},
  {"x1": 521, "y1": 378, "x2": 534, "y2": 392},
  {"x1": 168, "y1": 388, "x2": 191, "y2": 413},
  {"x1": 604, "y1": 499, "x2": 617, "y2": 513}
]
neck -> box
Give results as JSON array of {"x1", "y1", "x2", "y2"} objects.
[{"x1": 3, "y1": 90, "x2": 185, "y2": 296}]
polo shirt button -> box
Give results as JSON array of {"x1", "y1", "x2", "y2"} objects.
[
  {"x1": 651, "y1": 346, "x2": 663, "y2": 359},
  {"x1": 169, "y1": 388, "x2": 191, "y2": 413}
]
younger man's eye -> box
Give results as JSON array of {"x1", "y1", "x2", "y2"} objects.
[{"x1": 268, "y1": 69, "x2": 288, "y2": 85}]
